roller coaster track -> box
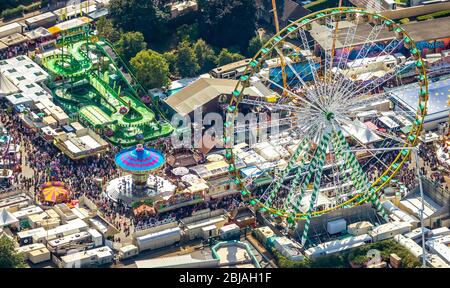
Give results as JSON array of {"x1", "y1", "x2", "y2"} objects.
[{"x1": 96, "y1": 38, "x2": 170, "y2": 121}]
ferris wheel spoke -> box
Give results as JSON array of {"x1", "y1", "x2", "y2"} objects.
[
  {"x1": 335, "y1": 115, "x2": 409, "y2": 146},
  {"x1": 337, "y1": 37, "x2": 405, "y2": 101},
  {"x1": 333, "y1": 127, "x2": 389, "y2": 220},
  {"x1": 265, "y1": 139, "x2": 310, "y2": 207},
  {"x1": 322, "y1": 17, "x2": 334, "y2": 82},
  {"x1": 239, "y1": 97, "x2": 316, "y2": 116},
  {"x1": 299, "y1": 132, "x2": 330, "y2": 245},
  {"x1": 350, "y1": 60, "x2": 415, "y2": 98},
  {"x1": 259, "y1": 75, "x2": 323, "y2": 112},
  {"x1": 272, "y1": 45, "x2": 320, "y2": 100},
  {"x1": 340, "y1": 38, "x2": 406, "y2": 99},
  {"x1": 332, "y1": 22, "x2": 386, "y2": 97},
  {"x1": 330, "y1": 133, "x2": 360, "y2": 204},
  {"x1": 297, "y1": 30, "x2": 324, "y2": 97},
  {"x1": 332, "y1": 24, "x2": 358, "y2": 84},
  {"x1": 234, "y1": 114, "x2": 314, "y2": 135},
  {"x1": 331, "y1": 88, "x2": 394, "y2": 114}
]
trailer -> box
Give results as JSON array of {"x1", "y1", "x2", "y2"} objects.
[
  {"x1": 0, "y1": 23, "x2": 23, "y2": 39},
  {"x1": 305, "y1": 234, "x2": 372, "y2": 260},
  {"x1": 29, "y1": 247, "x2": 51, "y2": 264},
  {"x1": 327, "y1": 219, "x2": 347, "y2": 235},
  {"x1": 219, "y1": 223, "x2": 240, "y2": 240},
  {"x1": 118, "y1": 244, "x2": 139, "y2": 260},
  {"x1": 59, "y1": 246, "x2": 114, "y2": 268},
  {"x1": 47, "y1": 231, "x2": 94, "y2": 255},
  {"x1": 135, "y1": 227, "x2": 181, "y2": 252},
  {"x1": 33, "y1": 218, "x2": 89, "y2": 243},
  {"x1": 369, "y1": 222, "x2": 412, "y2": 242},
  {"x1": 17, "y1": 227, "x2": 46, "y2": 246},
  {"x1": 25, "y1": 12, "x2": 58, "y2": 29}
]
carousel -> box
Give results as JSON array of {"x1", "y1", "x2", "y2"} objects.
[
  {"x1": 106, "y1": 144, "x2": 176, "y2": 205},
  {"x1": 38, "y1": 181, "x2": 70, "y2": 205}
]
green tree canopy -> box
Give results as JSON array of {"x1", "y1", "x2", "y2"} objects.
[
  {"x1": 130, "y1": 49, "x2": 170, "y2": 89},
  {"x1": 216, "y1": 48, "x2": 245, "y2": 67},
  {"x1": 115, "y1": 31, "x2": 147, "y2": 62},
  {"x1": 197, "y1": 0, "x2": 256, "y2": 50},
  {"x1": 96, "y1": 17, "x2": 121, "y2": 43},
  {"x1": 193, "y1": 39, "x2": 216, "y2": 73},
  {"x1": 247, "y1": 34, "x2": 270, "y2": 58},
  {"x1": 163, "y1": 51, "x2": 177, "y2": 75},
  {"x1": 176, "y1": 23, "x2": 200, "y2": 43},
  {"x1": 176, "y1": 41, "x2": 200, "y2": 77},
  {"x1": 109, "y1": 0, "x2": 170, "y2": 42},
  {"x1": 0, "y1": 237, "x2": 26, "y2": 268}
]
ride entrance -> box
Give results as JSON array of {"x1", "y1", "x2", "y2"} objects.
[{"x1": 41, "y1": 24, "x2": 173, "y2": 146}]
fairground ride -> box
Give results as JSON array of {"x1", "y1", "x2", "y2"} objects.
[
  {"x1": 41, "y1": 23, "x2": 173, "y2": 146},
  {"x1": 224, "y1": 7, "x2": 429, "y2": 246}
]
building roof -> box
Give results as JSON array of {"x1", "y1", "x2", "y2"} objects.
[
  {"x1": 24, "y1": 27, "x2": 51, "y2": 40},
  {"x1": 24, "y1": 12, "x2": 58, "y2": 25},
  {"x1": 164, "y1": 78, "x2": 266, "y2": 115},
  {"x1": 0, "y1": 33, "x2": 28, "y2": 47},
  {"x1": 135, "y1": 253, "x2": 218, "y2": 268},
  {"x1": 311, "y1": 17, "x2": 450, "y2": 50},
  {"x1": 211, "y1": 59, "x2": 251, "y2": 74},
  {"x1": 280, "y1": 0, "x2": 310, "y2": 22},
  {"x1": 391, "y1": 77, "x2": 449, "y2": 121}
]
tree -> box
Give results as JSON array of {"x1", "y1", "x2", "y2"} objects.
[
  {"x1": 0, "y1": 237, "x2": 26, "y2": 268},
  {"x1": 96, "y1": 17, "x2": 121, "y2": 43},
  {"x1": 115, "y1": 31, "x2": 147, "y2": 62},
  {"x1": 176, "y1": 41, "x2": 200, "y2": 77},
  {"x1": 247, "y1": 34, "x2": 270, "y2": 57},
  {"x1": 109, "y1": 0, "x2": 170, "y2": 42},
  {"x1": 193, "y1": 39, "x2": 216, "y2": 73},
  {"x1": 197, "y1": 0, "x2": 256, "y2": 50},
  {"x1": 216, "y1": 48, "x2": 245, "y2": 67},
  {"x1": 163, "y1": 51, "x2": 177, "y2": 75},
  {"x1": 176, "y1": 23, "x2": 200, "y2": 43},
  {"x1": 130, "y1": 49, "x2": 170, "y2": 89}
]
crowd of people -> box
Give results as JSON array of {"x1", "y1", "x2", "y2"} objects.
[
  {"x1": 0, "y1": 31, "x2": 52, "y2": 60},
  {"x1": 1, "y1": 106, "x2": 246, "y2": 241},
  {"x1": 0, "y1": 41, "x2": 30, "y2": 60}
]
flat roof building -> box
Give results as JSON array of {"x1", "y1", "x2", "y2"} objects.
[{"x1": 135, "y1": 253, "x2": 219, "y2": 268}]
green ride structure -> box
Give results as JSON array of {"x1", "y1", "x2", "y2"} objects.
[{"x1": 42, "y1": 24, "x2": 173, "y2": 146}]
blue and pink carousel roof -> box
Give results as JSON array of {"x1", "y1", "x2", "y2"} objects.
[{"x1": 115, "y1": 145, "x2": 165, "y2": 172}]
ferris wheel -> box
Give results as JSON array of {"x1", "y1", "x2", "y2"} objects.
[{"x1": 223, "y1": 7, "x2": 429, "y2": 246}]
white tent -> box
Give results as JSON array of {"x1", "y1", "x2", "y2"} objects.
[
  {"x1": 0, "y1": 73, "x2": 19, "y2": 96},
  {"x1": 342, "y1": 120, "x2": 382, "y2": 145},
  {"x1": 0, "y1": 208, "x2": 19, "y2": 228}
]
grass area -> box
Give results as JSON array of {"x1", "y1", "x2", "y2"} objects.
[
  {"x1": 271, "y1": 239, "x2": 422, "y2": 268},
  {"x1": 417, "y1": 9, "x2": 450, "y2": 21}
]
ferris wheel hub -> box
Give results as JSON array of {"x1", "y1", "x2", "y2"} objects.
[{"x1": 325, "y1": 111, "x2": 335, "y2": 121}]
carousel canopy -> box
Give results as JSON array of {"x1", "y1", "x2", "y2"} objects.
[
  {"x1": 115, "y1": 145, "x2": 165, "y2": 172},
  {"x1": 40, "y1": 181, "x2": 70, "y2": 203}
]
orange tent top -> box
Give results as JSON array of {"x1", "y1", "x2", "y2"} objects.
[
  {"x1": 133, "y1": 204, "x2": 155, "y2": 216},
  {"x1": 40, "y1": 181, "x2": 70, "y2": 203}
]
